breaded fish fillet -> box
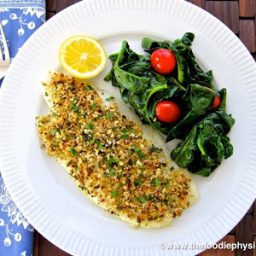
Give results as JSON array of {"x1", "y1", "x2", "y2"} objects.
[{"x1": 36, "y1": 73, "x2": 198, "y2": 228}]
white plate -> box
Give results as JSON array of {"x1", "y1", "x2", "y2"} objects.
[{"x1": 0, "y1": 0, "x2": 256, "y2": 255}]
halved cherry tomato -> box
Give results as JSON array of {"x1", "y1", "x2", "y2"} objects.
[
  {"x1": 151, "y1": 48, "x2": 177, "y2": 75},
  {"x1": 155, "y1": 100, "x2": 181, "y2": 123},
  {"x1": 213, "y1": 96, "x2": 221, "y2": 109}
]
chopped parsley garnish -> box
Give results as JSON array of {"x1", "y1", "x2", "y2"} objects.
[
  {"x1": 116, "y1": 172, "x2": 123, "y2": 178},
  {"x1": 120, "y1": 133, "x2": 129, "y2": 139},
  {"x1": 84, "y1": 85, "x2": 94, "y2": 91},
  {"x1": 44, "y1": 92, "x2": 48, "y2": 96},
  {"x1": 136, "y1": 196, "x2": 147, "y2": 203},
  {"x1": 111, "y1": 184, "x2": 122, "y2": 197},
  {"x1": 86, "y1": 122, "x2": 94, "y2": 130},
  {"x1": 134, "y1": 177, "x2": 142, "y2": 186},
  {"x1": 106, "y1": 112, "x2": 114, "y2": 119},
  {"x1": 50, "y1": 128, "x2": 59, "y2": 136},
  {"x1": 130, "y1": 145, "x2": 144, "y2": 159},
  {"x1": 105, "y1": 96, "x2": 115, "y2": 101},
  {"x1": 90, "y1": 103, "x2": 97, "y2": 110},
  {"x1": 69, "y1": 147, "x2": 78, "y2": 156},
  {"x1": 89, "y1": 139, "x2": 95, "y2": 145},
  {"x1": 120, "y1": 128, "x2": 133, "y2": 139},
  {"x1": 89, "y1": 139, "x2": 104, "y2": 150},
  {"x1": 108, "y1": 169, "x2": 115, "y2": 176},
  {"x1": 95, "y1": 139, "x2": 104, "y2": 150},
  {"x1": 107, "y1": 155, "x2": 119, "y2": 168},
  {"x1": 150, "y1": 144, "x2": 161, "y2": 153},
  {"x1": 111, "y1": 191, "x2": 119, "y2": 197},
  {"x1": 70, "y1": 104, "x2": 80, "y2": 112},
  {"x1": 122, "y1": 128, "x2": 133, "y2": 133},
  {"x1": 151, "y1": 178, "x2": 161, "y2": 187}
]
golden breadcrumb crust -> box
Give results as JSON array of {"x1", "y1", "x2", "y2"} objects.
[{"x1": 36, "y1": 73, "x2": 196, "y2": 227}]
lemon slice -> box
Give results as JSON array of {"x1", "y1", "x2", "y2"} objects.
[{"x1": 59, "y1": 35, "x2": 107, "y2": 79}]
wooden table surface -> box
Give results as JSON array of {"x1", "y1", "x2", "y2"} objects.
[{"x1": 33, "y1": 0, "x2": 256, "y2": 255}]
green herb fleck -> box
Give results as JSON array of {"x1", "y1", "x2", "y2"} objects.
[
  {"x1": 70, "y1": 104, "x2": 80, "y2": 113},
  {"x1": 117, "y1": 172, "x2": 123, "y2": 178},
  {"x1": 69, "y1": 147, "x2": 78, "y2": 156},
  {"x1": 151, "y1": 178, "x2": 161, "y2": 187},
  {"x1": 86, "y1": 122, "x2": 94, "y2": 130},
  {"x1": 50, "y1": 128, "x2": 59, "y2": 136},
  {"x1": 107, "y1": 155, "x2": 119, "y2": 167},
  {"x1": 130, "y1": 145, "x2": 144, "y2": 159},
  {"x1": 89, "y1": 139, "x2": 95, "y2": 145},
  {"x1": 106, "y1": 112, "x2": 114, "y2": 120},
  {"x1": 120, "y1": 128, "x2": 133, "y2": 139},
  {"x1": 95, "y1": 139, "x2": 104, "y2": 150},
  {"x1": 108, "y1": 169, "x2": 115, "y2": 176},
  {"x1": 84, "y1": 85, "x2": 94, "y2": 91},
  {"x1": 150, "y1": 144, "x2": 161, "y2": 153},
  {"x1": 136, "y1": 196, "x2": 147, "y2": 203},
  {"x1": 45, "y1": 92, "x2": 48, "y2": 97},
  {"x1": 165, "y1": 180, "x2": 170, "y2": 188},
  {"x1": 134, "y1": 177, "x2": 142, "y2": 186},
  {"x1": 111, "y1": 190, "x2": 119, "y2": 197},
  {"x1": 105, "y1": 96, "x2": 115, "y2": 101},
  {"x1": 90, "y1": 103, "x2": 97, "y2": 110},
  {"x1": 120, "y1": 133, "x2": 129, "y2": 139}
]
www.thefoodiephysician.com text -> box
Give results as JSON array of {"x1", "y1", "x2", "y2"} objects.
[{"x1": 161, "y1": 241, "x2": 256, "y2": 251}]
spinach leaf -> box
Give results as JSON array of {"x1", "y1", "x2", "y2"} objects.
[
  {"x1": 145, "y1": 82, "x2": 185, "y2": 133},
  {"x1": 166, "y1": 84, "x2": 216, "y2": 140},
  {"x1": 172, "y1": 33, "x2": 214, "y2": 87},
  {"x1": 105, "y1": 33, "x2": 235, "y2": 177},
  {"x1": 171, "y1": 111, "x2": 235, "y2": 176},
  {"x1": 142, "y1": 33, "x2": 214, "y2": 88},
  {"x1": 104, "y1": 40, "x2": 185, "y2": 128},
  {"x1": 141, "y1": 38, "x2": 172, "y2": 53},
  {"x1": 170, "y1": 125, "x2": 198, "y2": 168}
]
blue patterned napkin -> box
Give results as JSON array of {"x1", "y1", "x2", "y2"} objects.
[{"x1": 0, "y1": 1, "x2": 45, "y2": 256}]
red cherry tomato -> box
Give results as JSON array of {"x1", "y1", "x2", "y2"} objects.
[
  {"x1": 151, "y1": 48, "x2": 177, "y2": 75},
  {"x1": 213, "y1": 96, "x2": 221, "y2": 109},
  {"x1": 155, "y1": 100, "x2": 181, "y2": 123}
]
